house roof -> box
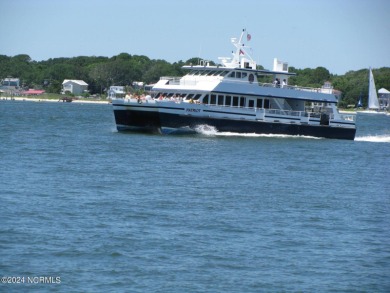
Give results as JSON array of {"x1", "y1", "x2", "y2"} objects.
[
  {"x1": 22, "y1": 89, "x2": 45, "y2": 95},
  {"x1": 378, "y1": 88, "x2": 390, "y2": 94},
  {"x1": 62, "y1": 79, "x2": 88, "y2": 86}
]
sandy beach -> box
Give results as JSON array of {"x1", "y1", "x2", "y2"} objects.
[{"x1": 1, "y1": 96, "x2": 110, "y2": 104}]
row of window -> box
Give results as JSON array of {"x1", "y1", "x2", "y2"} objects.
[
  {"x1": 154, "y1": 92, "x2": 202, "y2": 100},
  {"x1": 228, "y1": 71, "x2": 248, "y2": 79},
  {"x1": 153, "y1": 92, "x2": 270, "y2": 108},
  {"x1": 187, "y1": 70, "x2": 255, "y2": 80},
  {"x1": 204, "y1": 94, "x2": 270, "y2": 108},
  {"x1": 188, "y1": 70, "x2": 250, "y2": 79},
  {"x1": 188, "y1": 70, "x2": 229, "y2": 77}
]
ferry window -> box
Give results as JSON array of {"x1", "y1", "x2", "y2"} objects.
[
  {"x1": 249, "y1": 74, "x2": 255, "y2": 83},
  {"x1": 219, "y1": 71, "x2": 228, "y2": 76},
  {"x1": 225, "y1": 95, "x2": 232, "y2": 106},
  {"x1": 210, "y1": 94, "x2": 217, "y2": 105},
  {"x1": 218, "y1": 95, "x2": 224, "y2": 105},
  {"x1": 229, "y1": 72, "x2": 235, "y2": 78},
  {"x1": 248, "y1": 100, "x2": 254, "y2": 108},
  {"x1": 203, "y1": 94, "x2": 209, "y2": 104},
  {"x1": 194, "y1": 94, "x2": 201, "y2": 100},
  {"x1": 264, "y1": 99, "x2": 270, "y2": 109},
  {"x1": 201, "y1": 70, "x2": 211, "y2": 76},
  {"x1": 236, "y1": 72, "x2": 242, "y2": 78},
  {"x1": 233, "y1": 96, "x2": 239, "y2": 107},
  {"x1": 256, "y1": 99, "x2": 263, "y2": 108},
  {"x1": 242, "y1": 73, "x2": 247, "y2": 78},
  {"x1": 240, "y1": 97, "x2": 246, "y2": 107}
]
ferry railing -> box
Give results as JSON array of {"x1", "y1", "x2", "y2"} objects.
[
  {"x1": 160, "y1": 76, "x2": 181, "y2": 85},
  {"x1": 205, "y1": 104, "x2": 307, "y2": 118},
  {"x1": 123, "y1": 96, "x2": 355, "y2": 122},
  {"x1": 259, "y1": 82, "x2": 325, "y2": 93},
  {"x1": 159, "y1": 76, "x2": 335, "y2": 95},
  {"x1": 159, "y1": 76, "x2": 334, "y2": 95},
  {"x1": 155, "y1": 99, "x2": 356, "y2": 123},
  {"x1": 160, "y1": 76, "x2": 223, "y2": 86},
  {"x1": 265, "y1": 108, "x2": 302, "y2": 117},
  {"x1": 329, "y1": 113, "x2": 356, "y2": 122}
]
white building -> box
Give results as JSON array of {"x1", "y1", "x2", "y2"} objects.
[
  {"x1": 107, "y1": 86, "x2": 125, "y2": 99},
  {"x1": 1, "y1": 78, "x2": 20, "y2": 89},
  {"x1": 62, "y1": 79, "x2": 88, "y2": 95},
  {"x1": 378, "y1": 88, "x2": 390, "y2": 110}
]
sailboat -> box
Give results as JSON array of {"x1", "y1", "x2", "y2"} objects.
[
  {"x1": 356, "y1": 91, "x2": 363, "y2": 108},
  {"x1": 359, "y1": 68, "x2": 385, "y2": 114},
  {"x1": 368, "y1": 68, "x2": 380, "y2": 110}
]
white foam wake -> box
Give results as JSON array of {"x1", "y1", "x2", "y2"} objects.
[
  {"x1": 193, "y1": 124, "x2": 321, "y2": 139},
  {"x1": 355, "y1": 135, "x2": 390, "y2": 143},
  {"x1": 194, "y1": 125, "x2": 219, "y2": 136}
]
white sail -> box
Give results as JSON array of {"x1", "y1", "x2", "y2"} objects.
[{"x1": 368, "y1": 68, "x2": 379, "y2": 109}]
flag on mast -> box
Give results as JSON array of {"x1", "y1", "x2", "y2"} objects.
[{"x1": 247, "y1": 33, "x2": 251, "y2": 41}]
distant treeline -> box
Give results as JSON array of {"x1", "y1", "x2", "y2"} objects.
[{"x1": 1, "y1": 53, "x2": 389, "y2": 107}]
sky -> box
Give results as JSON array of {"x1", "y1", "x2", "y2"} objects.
[{"x1": 1, "y1": 0, "x2": 389, "y2": 75}]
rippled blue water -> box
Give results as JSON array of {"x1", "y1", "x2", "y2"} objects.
[{"x1": 1, "y1": 101, "x2": 389, "y2": 292}]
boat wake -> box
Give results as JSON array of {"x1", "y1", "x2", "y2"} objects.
[
  {"x1": 355, "y1": 134, "x2": 390, "y2": 143},
  {"x1": 194, "y1": 124, "x2": 321, "y2": 139},
  {"x1": 194, "y1": 125, "x2": 219, "y2": 136}
]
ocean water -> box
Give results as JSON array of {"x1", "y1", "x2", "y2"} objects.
[{"x1": 1, "y1": 101, "x2": 389, "y2": 292}]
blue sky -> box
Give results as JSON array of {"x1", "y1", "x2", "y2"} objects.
[{"x1": 1, "y1": 0, "x2": 389, "y2": 75}]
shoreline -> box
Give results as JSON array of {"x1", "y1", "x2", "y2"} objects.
[
  {"x1": 1, "y1": 96, "x2": 110, "y2": 104},
  {"x1": 3, "y1": 97, "x2": 387, "y2": 115},
  {"x1": 339, "y1": 110, "x2": 357, "y2": 114}
]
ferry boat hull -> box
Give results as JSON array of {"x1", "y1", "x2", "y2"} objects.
[
  {"x1": 113, "y1": 103, "x2": 356, "y2": 140},
  {"x1": 114, "y1": 105, "x2": 160, "y2": 132}
]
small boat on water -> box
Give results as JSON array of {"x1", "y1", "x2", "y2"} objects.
[
  {"x1": 368, "y1": 68, "x2": 380, "y2": 110},
  {"x1": 358, "y1": 68, "x2": 387, "y2": 115},
  {"x1": 112, "y1": 30, "x2": 356, "y2": 140}
]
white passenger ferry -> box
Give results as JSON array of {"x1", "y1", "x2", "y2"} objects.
[{"x1": 112, "y1": 30, "x2": 356, "y2": 140}]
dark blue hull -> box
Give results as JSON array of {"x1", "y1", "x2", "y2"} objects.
[
  {"x1": 114, "y1": 108, "x2": 161, "y2": 133},
  {"x1": 113, "y1": 109, "x2": 356, "y2": 140}
]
